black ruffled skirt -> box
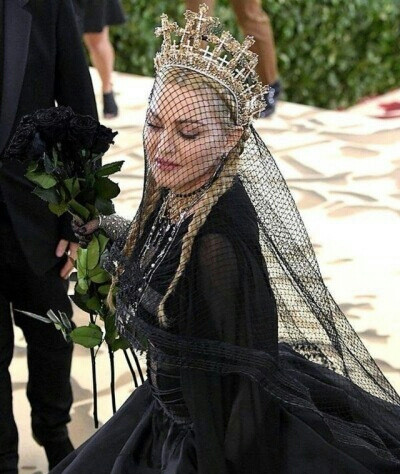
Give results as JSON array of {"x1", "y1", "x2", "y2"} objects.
[
  {"x1": 51, "y1": 382, "x2": 196, "y2": 473},
  {"x1": 51, "y1": 345, "x2": 400, "y2": 473},
  {"x1": 75, "y1": 0, "x2": 126, "y2": 33}
]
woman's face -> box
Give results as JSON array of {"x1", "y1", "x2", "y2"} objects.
[{"x1": 144, "y1": 80, "x2": 240, "y2": 194}]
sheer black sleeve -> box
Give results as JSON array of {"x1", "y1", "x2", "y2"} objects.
[
  {"x1": 101, "y1": 220, "x2": 130, "y2": 276},
  {"x1": 197, "y1": 233, "x2": 241, "y2": 344},
  {"x1": 180, "y1": 231, "x2": 280, "y2": 473}
]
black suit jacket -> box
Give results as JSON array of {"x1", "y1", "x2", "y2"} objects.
[{"x1": 0, "y1": 0, "x2": 98, "y2": 276}]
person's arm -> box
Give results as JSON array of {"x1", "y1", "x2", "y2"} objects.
[
  {"x1": 72, "y1": 214, "x2": 131, "y2": 246},
  {"x1": 182, "y1": 232, "x2": 279, "y2": 473},
  {"x1": 196, "y1": 232, "x2": 276, "y2": 349}
]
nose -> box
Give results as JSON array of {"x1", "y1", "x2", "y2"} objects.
[{"x1": 157, "y1": 128, "x2": 177, "y2": 155}]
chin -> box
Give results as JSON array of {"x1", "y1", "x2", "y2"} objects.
[{"x1": 152, "y1": 171, "x2": 181, "y2": 190}]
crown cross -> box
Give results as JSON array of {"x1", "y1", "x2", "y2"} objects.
[
  {"x1": 155, "y1": 15, "x2": 179, "y2": 45},
  {"x1": 201, "y1": 45, "x2": 214, "y2": 59},
  {"x1": 183, "y1": 5, "x2": 218, "y2": 47},
  {"x1": 217, "y1": 55, "x2": 229, "y2": 69}
]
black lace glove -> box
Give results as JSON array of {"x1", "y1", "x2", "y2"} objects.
[{"x1": 71, "y1": 216, "x2": 100, "y2": 248}]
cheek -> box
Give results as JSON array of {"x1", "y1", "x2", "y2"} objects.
[
  {"x1": 143, "y1": 129, "x2": 158, "y2": 157},
  {"x1": 177, "y1": 134, "x2": 225, "y2": 169}
]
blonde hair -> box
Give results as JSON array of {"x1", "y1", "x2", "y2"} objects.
[{"x1": 108, "y1": 68, "x2": 250, "y2": 325}]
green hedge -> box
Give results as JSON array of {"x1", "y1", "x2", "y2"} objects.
[{"x1": 110, "y1": 0, "x2": 400, "y2": 109}]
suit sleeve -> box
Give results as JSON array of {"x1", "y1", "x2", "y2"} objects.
[
  {"x1": 55, "y1": 0, "x2": 99, "y2": 239},
  {"x1": 55, "y1": 0, "x2": 98, "y2": 119}
]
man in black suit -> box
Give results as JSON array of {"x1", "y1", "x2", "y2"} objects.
[{"x1": 0, "y1": 0, "x2": 97, "y2": 472}]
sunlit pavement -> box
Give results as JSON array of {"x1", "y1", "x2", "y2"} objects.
[{"x1": 11, "y1": 70, "x2": 400, "y2": 473}]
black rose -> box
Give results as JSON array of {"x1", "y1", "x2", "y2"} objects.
[
  {"x1": 33, "y1": 106, "x2": 74, "y2": 143},
  {"x1": 91, "y1": 125, "x2": 118, "y2": 154},
  {"x1": 18, "y1": 114, "x2": 36, "y2": 128},
  {"x1": 33, "y1": 106, "x2": 73, "y2": 127},
  {"x1": 29, "y1": 132, "x2": 47, "y2": 158},
  {"x1": 3, "y1": 121, "x2": 36, "y2": 161},
  {"x1": 68, "y1": 114, "x2": 99, "y2": 150}
]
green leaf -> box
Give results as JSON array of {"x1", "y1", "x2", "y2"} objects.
[
  {"x1": 104, "y1": 315, "x2": 117, "y2": 344},
  {"x1": 75, "y1": 282, "x2": 86, "y2": 295},
  {"x1": 97, "y1": 233, "x2": 110, "y2": 255},
  {"x1": 48, "y1": 202, "x2": 68, "y2": 217},
  {"x1": 88, "y1": 266, "x2": 102, "y2": 278},
  {"x1": 76, "y1": 278, "x2": 89, "y2": 294},
  {"x1": 85, "y1": 295, "x2": 102, "y2": 312},
  {"x1": 25, "y1": 171, "x2": 57, "y2": 189},
  {"x1": 86, "y1": 203, "x2": 97, "y2": 216},
  {"x1": 111, "y1": 338, "x2": 131, "y2": 352},
  {"x1": 94, "y1": 177, "x2": 120, "y2": 200},
  {"x1": 33, "y1": 187, "x2": 60, "y2": 204},
  {"x1": 95, "y1": 160, "x2": 124, "y2": 177},
  {"x1": 90, "y1": 269, "x2": 110, "y2": 284},
  {"x1": 87, "y1": 236, "x2": 100, "y2": 271},
  {"x1": 94, "y1": 197, "x2": 115, "y2": 215},
  {"x1": 77, "y1": 248, "x2": 88, "y2": 275},
  {"x1": 27, "y1": 161, "x2": 39, "y2": 173},
  {"x1": 59, "y1": 187, "x2": 67, "y2": 202},
  {"x1": 77, "y1": 263, "x2": 85, "y2": 280},
  {"x1": 70, "y1": 324, "x2": 103, "y2": 348},
  {"x1": 64, "y1": 178, "x2": 80, "y2": 198},
  {"x1": 44, "y1": 154, "x2": 56, "y2": 174},
  {"x1": 98, "y1": 284, "x2": 111, "y2": 296},
  {"x1": 15, "y1": 309, "x2": 52, "y2": 324},
  {"x1": 68, "y1": 199, "x2": 90, "y2": 220},
  {"x1": 70, "y1": 293, "x2": 91, "y2": 313}
]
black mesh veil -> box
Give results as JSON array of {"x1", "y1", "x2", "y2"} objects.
[{"x1": 108, "y1": 8, "x2": 400, "y2": 472}]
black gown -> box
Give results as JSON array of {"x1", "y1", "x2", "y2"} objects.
[{"x1": 52, "y1": 180, "x2": 400, "y2": 473}]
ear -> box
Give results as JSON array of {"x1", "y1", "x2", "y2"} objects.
[{"x1": 224, "y1": 126, "x2": 244, "y2": 153}]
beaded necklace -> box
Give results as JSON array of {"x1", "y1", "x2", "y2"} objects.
[{"x1": 132, "y1": 188, "x2": 204, "y2": 314}]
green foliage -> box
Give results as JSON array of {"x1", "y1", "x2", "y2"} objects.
[
  {"x1": 109, "y1": 0, "x2": 400, "y2": 109},
  {"x1": 87, "y1": 236, "x2": 100, "y2": 270},
  {"x1": 70, "y1": 323, "x2": 103, "y2": 348},
  {"x1": 25, "y1": 170, "x2": 57, "y2": 189},
  {"x1": 95, "y1": 160, "x2": 124, "y2": 178}
]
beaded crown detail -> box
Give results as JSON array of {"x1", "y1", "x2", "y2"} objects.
[{"x1": 154, "y1": 3, "x2": 268, "y2": 125}]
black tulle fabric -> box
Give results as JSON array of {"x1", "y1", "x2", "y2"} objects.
[{"x1": 52, "y1": 63, "x2": 400, "y2": 473}]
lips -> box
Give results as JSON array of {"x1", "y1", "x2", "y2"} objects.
[{"x1": 155, "y1": 158, "x2": 180, "y2": 171}]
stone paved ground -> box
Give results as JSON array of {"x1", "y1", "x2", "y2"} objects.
[
  {"x1": 12, "y1": 71, "x2": 400, "y2": 473},
  {"x1": 348, "y1": 88, "x2": 400, "y2": 121}
]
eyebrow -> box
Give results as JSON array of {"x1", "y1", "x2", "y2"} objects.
[
  {"x1": 148, "y1": 112, "x2": 205, "y2": 126},
  {"x1": 176, "y1": 119, "x2": 205, "y2": 126}
]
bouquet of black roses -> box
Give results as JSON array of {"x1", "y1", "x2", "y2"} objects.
[
  {"x1": 3, "y1": 106, "x2": 143, "y2": 425},
  {"x1": 5, "y1": 106, "x2": 120, "y2": 219}
]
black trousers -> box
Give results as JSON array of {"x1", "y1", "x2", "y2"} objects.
[{"x1": 0, "y1": 204, "x2": 74, "y2": 473}]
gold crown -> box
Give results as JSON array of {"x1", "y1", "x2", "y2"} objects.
[{"x1": 154, "y1": 4, "x2": 268, "y2": 126}]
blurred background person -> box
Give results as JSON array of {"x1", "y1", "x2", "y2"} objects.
[
  {"x1": 74, "y1": 0, "x2": 126, "y2": 118},
  {"x1": 186, "y1": 0, "x2": 281, "y2": 116},
  {"x1": 0, "y1": 0, "x2": 97, "y2": 472}
]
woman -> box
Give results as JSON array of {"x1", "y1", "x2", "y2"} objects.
[
  {"x1": 74, "y1": 0, "x2": 126, "y2": 118},
  {"x1": 54, "y1": 5, "x2": 400, "y2": 473}
]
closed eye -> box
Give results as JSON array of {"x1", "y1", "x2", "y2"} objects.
[
  {"x1": 146, "y1": 121, "x2": 162, "y2": 129},
  {"x1": 180, "y1": 131, "x2": 199, "y2": 139}
]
